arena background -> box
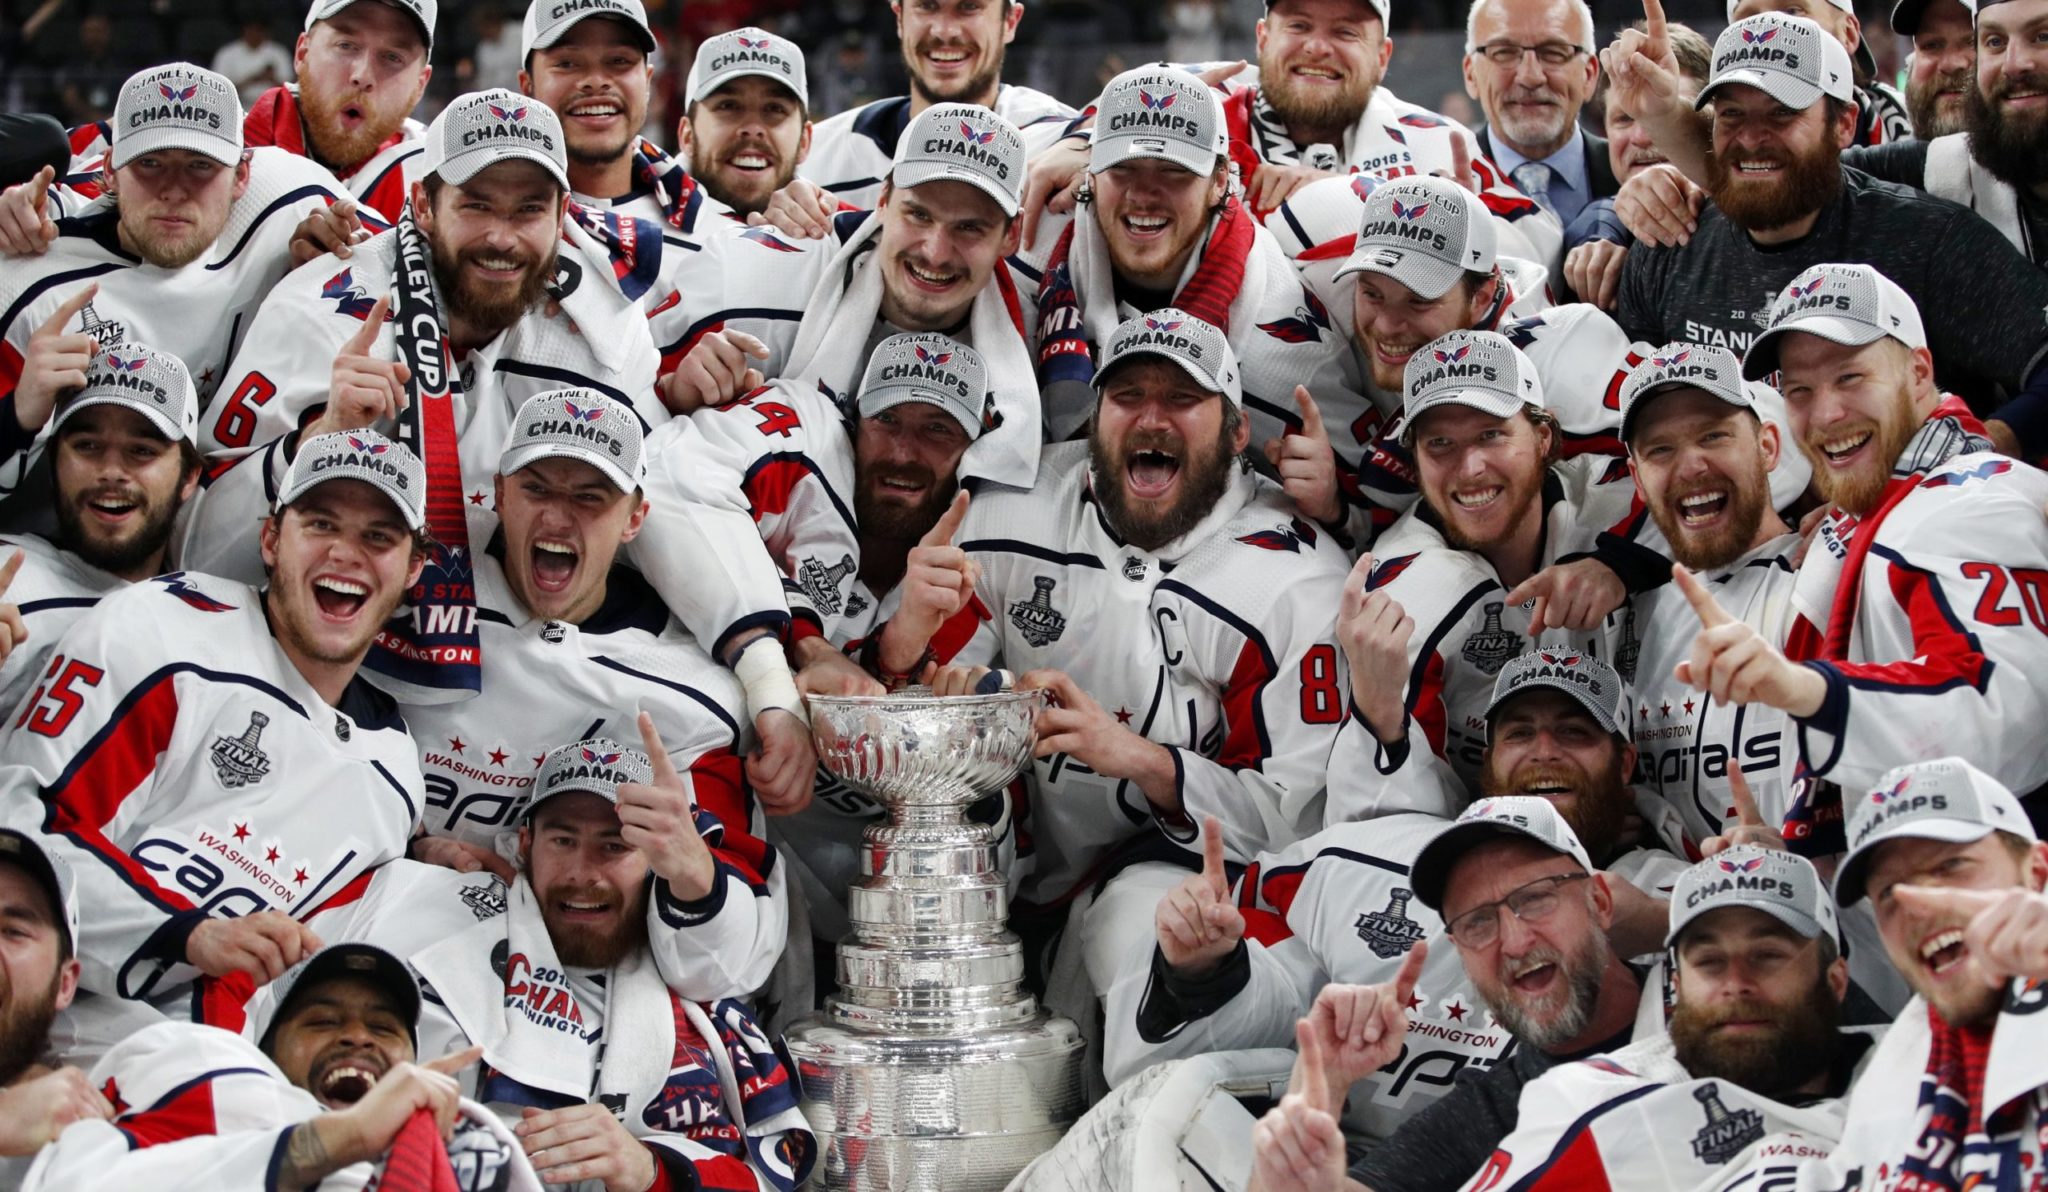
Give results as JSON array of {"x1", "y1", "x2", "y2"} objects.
[{"x1": 0, "y1": 0, "x2": 1910, "y2": 139}]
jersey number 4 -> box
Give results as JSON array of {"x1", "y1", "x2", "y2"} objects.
[{"x1": 15, "y1": 654, "x2": 104, "y2": 738}]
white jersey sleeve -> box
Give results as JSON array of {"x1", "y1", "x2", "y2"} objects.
[{"x1": 0, "y1": 533, "x2": 123, "y2": 720}]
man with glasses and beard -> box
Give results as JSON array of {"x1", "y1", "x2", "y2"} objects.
[
  {"x1": 1603, "y1": 11, "x2": 2048, "y2": 450},
  {"x1": 1677, "y1": 265, "x2": 2048, "y2": 836}
]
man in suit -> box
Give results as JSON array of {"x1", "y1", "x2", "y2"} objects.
[{"x1": 1464, "y1": 0, "x2": 1614, "y2": 230}]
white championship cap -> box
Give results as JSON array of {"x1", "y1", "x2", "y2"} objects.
[
  {"x1": 1484, "y1": 649, "x2": 1631, "y2": 739},
  {"x1": 856, "y1": 333, "x2": 994, "y2": 441},
  {"x1": 51, "y1": 341, "x2": 200, "y2": 445},
  {"x1": 500, "y1": 389, "x2": 646, "y2": 494},
  {"x1": 1090, "y1": 65, "x2": 1229, "y2": 177},
  {"x1": 891, "y1": 103, "x2": 1026, "y2": 216},
  {"x1": 1334, "y1": 175, "x2": 1498, "y2": 301},
  {"x1": 522, "y1": 0, "x2": 655, "y2": 58},
  {"x1": 520, "y1": 738, "x2": 655, "y2": 817},
  {"x1": 1094, "y1": 309, "x2": 1244, "y2": 408},
  {"x1": 278, "y1": 428, "x2": 428, "y2": 532},
  {"x1": 1400, "y1": 329, "x2": 1544, "y2": 442},
  {"x1": 687, "y1": 26, "x2": 808, "y2": 109},
  {"x1": 1410, "y1": 796, "x2": 1596, "y2": 913},
  {"x1": 420, "y1": 88, "x2": 570, "y2": 191},
  {"x1": 110, "y1": 64, "x2": 243, "y2": 170},
  {"x1": 1697, "y1": 14, "x2": 1855, "y2": 113},
  {"x1": 1618, "y1": 343, "x2": 1756, "y2": 444},
  {"x1": 1668, "y1": 846, "x2": 1841, "y2": 947},
  {"x1": 1835, "y1": 757, "x2": 2039, "y2": 905},
  {"x1": 1742, "y1": 262, "x2": 1928, "y2": 380}
]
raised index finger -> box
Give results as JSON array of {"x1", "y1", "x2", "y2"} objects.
[
  {"x1": 39, "y1": 283, "x2": 99, "y2": 336},
  {"x1": 1672, "y1": 563, "x2": 1733, "y2": 629},
  {"x1": 635, "y1": 710, "x2": 682, "y2": 788},
  {"x1": 1294, "y1": 386, "x2": 1326, "y2": 438},
  {"x1": 1644, "y1": 0, "x2": 1669, "y2": 50},
  {"x1": 1391, "y1": 937, "x2": 1429, "y2": 1004},
  {"x1": 1727, "y1": 759, "x2": 1765, "y2": 827},
  {"x1": 342, "y1": 294, "x2": 391, "y2": 355},
  {"x1": 1892, "y1": 884, "x2": 2004, "y2": 918},
  {"x1": 921, "y1": 489, "x2": 970, "y2": 548},
  {"x1": 1201, "y1": 815, "x2": 1228, "y2": 889},
  {"x1": 0, "y1": 549, "x2": 24, "y2": 598}
]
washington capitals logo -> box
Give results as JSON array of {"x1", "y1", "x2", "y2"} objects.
[
  {"x1": 1742, "y1": 26, "x2": 1778, "y2": 42},
  {"x1": 580, "y1": 747, "x2": 622, "y2": 766},
  {"x1": 1238, "y1": 518, "x2": 1320, "y2": 553},
  {"x1": 1789, "y1": 276, "x2": 1825, "y2": 299},
  {"x1": 488, "y1": 103, "x2": 528, "y2": 121},
  {"x1": 959, "y1": 121, "x2": 996, "y2": 145},
  {"x1": 321, "y1": 268, "x2": 379, "y2": 319},
  {"x1": 740, "y1": 227, "x2": 800, "y2": 252},
  {"x1": 347, "y1": 435, "x2": 388, "y2": 455},
  {"x1": 1259, "y1": 289, "x2": 1332, "y2": 344},
  {"x1": 157, "y1": 572, "x2": 236, "y2": 613},
  {"x1": 1145, "y1": 315, "x2": 1184, "y2": 333},
  {"x1": 1921, "y1": 459, "x2": 2012, "y2": 489},
  {"x1": 159, "y1": 82, "x2": 199, "y2": 102},
  {"x1": 1717, "y1": 856, "x2": 1765, "y2": 874},
  {"x1": 737, "y1": 35, "x2": 769, "y2": 48},
  {"x1": 564, "y1": 400, "x2": 602, "y2": 422},
  {"x1": 1470, "y1": 799, "x2": 1499, "y2": 818},
  {"x1": 915, "y1": 345, "x2": 954, "y2": 366},
  {"x1": 1651, "y1": 350, "x2": 1692, "y2": 368},
  {"x1": 1873, "y1": 775, "x2": 1911, "y2": 804},
  {"x1": 1350, "y1": 174, "x2": 1385, "y2": 203},
  {"x1": 1391, "y1": 199, "x2": 1431, "y2": 221},
  {"x1": 104, "y1": 353, "x2": 145, "y2": 372},
  {"x1": 1433, "y1": 345, "x2": 1472, "y2": 365},
  {"x1": 1538, "y1": 651, "x2": 1582, "y2": 666},
  {"x1": 1398, "y1": 112, "x2": 1447, "y2": 128},
  {"x1": 1383, "y1": 126, "x2": 1409, "y2": 145},
  {"x1": 1139, "y1": 89, "x2": 1177, "y2": 110}
]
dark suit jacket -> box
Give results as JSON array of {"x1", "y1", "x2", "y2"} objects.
[{"x1": 1475, "y1": 125, "x2": 1622, "y2": 202}]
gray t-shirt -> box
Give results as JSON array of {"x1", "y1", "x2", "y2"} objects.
[
  {"x1": 1616, "y1": 167, "x2": 2048, "y2": 412},
  {"x1": 1842, "y1": 141, "x2": 2048, "y2": 269}
]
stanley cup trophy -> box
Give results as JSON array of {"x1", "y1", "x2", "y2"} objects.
[{"x1": 784, "y1": 688, "x2": 1085, "y2": 1190}]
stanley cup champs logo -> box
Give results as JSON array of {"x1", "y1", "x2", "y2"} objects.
[
  {"x1": 210, "y1": 711, "x2": 273, "y2": 788},
  {"x1": 1689, "y1": 1083, "x2": 1765, "y2": 1164},
  {"x1": 1355, "y1": 887, "x2": 1428, "y2": 959},
  {"x1": 798, "y1": 554, "x2": 857, "y2": 617},
  {"x1": 1462, "y1": 601, "x2": 1518, "y2": 674},
  {"x1": 1009, "y1": 575, "x2": 1068, "y2": 647}
]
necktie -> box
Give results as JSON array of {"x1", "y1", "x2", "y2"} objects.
[{"x1": 1512, "y1": 160, "x2": 1557, "y2": 216}]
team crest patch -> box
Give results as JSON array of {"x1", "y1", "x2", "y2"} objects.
[
  {"x1": 1009, "y1": 576, "x2": 1067, "y2": 647},
  {"x1": 1123, "y1": 556, "x2": 1146, "y2": 581},
  {"x1": 1354, "y1": 887, "x2": 1427, "y2": 959},
  {"x1": 461, "y1": 879, "x2": 509, "y2": 921},
  {"x1": 541, "y1": 621, "x2": 567, "y2": 644},
  {"x1": 1461, "y1": 601, "x2": 1518, "y2": 675},
  {"x1": 210, "y1": 711, "x2": 273, "y2": 788},
  {"x1": 798, "y1": 554, "x2": 857, "y2": 617},
  {"x1": 75, "y1": 297, "x2": 126, "y2": 349},
  {"x1": 334, "y1": 714, "x2": 351, "y2": 743},
  {"x1": 1689, "y1": 1082, "x2": 1765, "y2": 1164}
]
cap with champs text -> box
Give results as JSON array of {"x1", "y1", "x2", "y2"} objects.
[
  {"x1": 857, "y1": 333, "x2": 993, "y2": 442},
  {"x1": 1835, "y1": 757, "x2": 2038, "y2": 905},
  {"x1": 1723, "y1": 0, "x2": 1878, "y2": 79},
  {"x1": 892, "y1": 103, "x2": 1026, "y2": 217},
  {"x1": 1666, "y1": 845, "x2": 1841, "y2": 948},
  {"x1": 1399, "y1": 329, "x2": 1544, "y2": 443},
  {"x1": 1094, "y1": 309, "x2": 1243, "y2": 408},
  {"x1": 500, "y1": 388, "x2": 646, "y2": 493},
  {"x1": 687, "y1": 26, "x2": 808, "y2": 110},
  {"x1": 1410, "y1": 796, "x2": 1596, "y2": 913},
  {"x1": 1618, "y1": 343, "x2": 1755, "y2": 444},
  {"x1": 304, "y1": 0, "x2": 436, "y2": 56},
  {"x1": 1484, "y1": 649, "x2": 1631, "y2": 739},
  {"x1": 522, "y1": 0, "x2": 656, "y2": 58},
  {"x1": 51, "y1": 341, "x2": 200, "y2": 445},
  {"x1": 259, "y1": 943, "x2": 422, "y2": 1050},
  {"x1": 1741, "y1": 262, "x2": 1928, "y2": 380},
  {"x1": 1696, "y1": 14, "x2": 1854, "y2": 114},
  {"x1": 1333, "y1": 175, "x2": 1498, "y2": 302},
  {"x1": 420, "y1": 88, "x2": 570, "y2": 191},
  {"x1": 0, "y1": 828, "x2": 79, "y2": 954},
  {"x1": 111, "y1": 64, "x2": 243, "y2": 170},
  {"x1": 1090, "y1": 66, "x2": 1229, "y2": 178},
  {"x1": 522, "y1": 737, "x2": 654, "y2": 817},
  {"x1": 278, "y1": 429, "x2": 428, "y2": 532}
]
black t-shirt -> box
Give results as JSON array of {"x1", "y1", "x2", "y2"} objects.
[
  {"x1": 1616, "y1": 167, "x2": 2048, "y2": 412},
  {"x1": 1844, "y1": 141, "x2": 2048, "y2": 269},
  {"x1": 1347, "y1": 1024, "x2": 1637, "y2": 1192}
]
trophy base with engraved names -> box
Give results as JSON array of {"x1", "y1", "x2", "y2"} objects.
[{"x1": 784, "y1": 689, "x2": 1085, "y2": 1190}]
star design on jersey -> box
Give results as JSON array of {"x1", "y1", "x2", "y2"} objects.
[
  {"x1": 489, "y1": 747, "x2": 508, "y2": 766},
  {"x1": 266, "y1": 846, "x2": 280, "y2": 864},
  {"x1": 293, "y1": 867, "x2": 309, "y2": 885},
  {"x1": 469, "y1": 490, "x2": 487, "y2": 506},
  {"x1": 1403, "y1": 990, "x2": 1423, "y2": 1011},
  {"x1": 1660, "y1": 701, "x2": 1672, "y2": 718},
  {"x1": 449, "y1": 737, "x2": 466, "y2": 754},
  {"x1": 200, "y1": 367, "x2": 216, "y2": 385},
  {"x1": 1114, "y1": 707, "x2": 1133, "y2": 724},
  {"x1": 1683, "y1": 698, "x2": 1696, "y2": 713},
  {"x1": 532, "y1": 754, "x2": 547, "y2": 768},
  {"x1": 1640, "y1": 704, "x2": 1651, "y2": 720},
  {"x1": 1444, "y1": 998, "x2": 1468, "y2": 1021},
  {"x1": 232, "y1": 822, "x2": 250, "y2": 841}
]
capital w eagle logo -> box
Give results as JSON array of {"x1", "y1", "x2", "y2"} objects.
[
  {"x1": 564, "y1": 400, "x2": 602, "y2": 422},
  {"x1": 737, "y1": 35, "x2": 769, "y2": 48},
  {"x1": 1139, "y1": 89, "x2": 1176, "y2": 110},
  {"x1": 1873, "y1": 775, "x2": 1912, "y2": 804},
  {"x1": 1391, "y1": 199, "x2": 1430, "y2": 221},
  {"x1": 1433, "y1": 344, "x2": 1472, "y2": 364},
  {"x1": 581, "y1": 747, "x2": 622, "y2": 765},
  {"x1": 1145, "y1": 315, "x2": 1183, "y2": 332},
  {"x1": 321, "y1": 268, "x2": 380, "y2": 319},
  {"x1": 1920, "y1": 459, "x2": 2012, "y2": 489},
  {"x1": 158, "y1": 82, "x2": 199, "y2": 102},
  {"x1": 104, "y1": 353, "x2": 145, "y2": 372},
  {"x1": 347, "y1": 435, "x2": 388, "y2": 455},
  {"x1": 1350, "y1": 174, "x2": 1385, "y2": 203},
  {"x1": 1742, "y1": 26, "x2": 1778, "y2": 42},
  {"x1": 157, "y1": 572, "x2": 236, "y2": 613},
  {"x1": 1383, "y1": 125, "x2": 1408, "y2": 145},
  {"x1": 1651, "y1": 350, "x2": 1691, "y2": 368},
  {"x1": 1258, "y1": 288, "x2": 1333, "y2": 344},
  {"x1": 1717, "y1": 856, "x2": 1765, "y2": 873},
  {"x1": 1237, "y1": 518, "x2": 1319, "y2": 553},
  {"x1": 488, "y1": 103, "x2": 528, "y2": 121},
  {"x1": 959, "y1": 121, "x2": 996, "y2": 145},
  {"x1": 1789, "y1": 276, "x2": 1825, "y2": 298},
  {"x1": 914, "y1": 345, "x2": 954, "y2": 366},
  {"x1": 740, "y1": 227, "x2": 801, "y2": 252},
  {"x1": 1398, "y1": 112, "x2": 1447, "y2": 128},
  {"x1": 1470, "y1": 798, "x2": 1499, "y2": 818},
  {"x1": 1538, "y1": 651, "x2": 1582, "y2": 666}
]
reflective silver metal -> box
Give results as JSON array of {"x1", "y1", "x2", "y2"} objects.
[{"x1": 785, "y1": 688, "x2": 1085, "y2": 1190}]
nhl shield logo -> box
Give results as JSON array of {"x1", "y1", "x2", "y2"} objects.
[
  {"x1": 798, "y1": 554, "x2": 857, "y2": 617},
  {"x1": 1461, "y1": 602, "x2": 1519, "y2": 675},
  {"x1": 1009, "y1": 575, "x2": 1067, "y2": 647},
  {"x1": 210, "y1": 711, "x2": 273, "y2": 789},
  {"x1": 541, "y1": 621, "x2": 568, "y2": 644},
  {"x1": 1689, "y1": 1083, "x2": 1764, "y2": 1164},
  {"x1": 1123, "y1": 556, "x2": 1146, "y2": 582},
  {"x1": 1354, "y1": 887, "x2": 1428, "y2": 959}
]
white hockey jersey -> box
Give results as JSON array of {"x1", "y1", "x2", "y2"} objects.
[
  {"x1": 0, "y1": 532, "x2": 126, "y2": 721},
  {"x1": 0, "y1": 147, "x2": 351, "y2": 503},
  {"x1": 643, "y1": 216, "x2": 830, "y2": 389},
  {"x1": 800, "y1": 87, "x2": 1078, "y2": 208},
  {"x1": 954, "y1": 443, "x2": 1351, "y2": 902},
  {"x1": 1457, "y1": 1031, "x2": 1859, "y2": 1192},
  {"x1": 1107, "y1": 811, "x2": 1514, "y2": 1142},
  {"x1": 0, "y1": 572, "x2": 423, "y2": 1012}
]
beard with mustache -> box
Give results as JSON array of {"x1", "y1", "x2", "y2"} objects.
[
  {"x1": 1088, "y1": 420, "x2": 1241, "y2": 552},
  {"x1": 1967, "y1": 71, "x2": 2048, "y2": 192},
  {"x1": 907, "y1": 37, "x2": 1003, "y2": 107},
  {"x1": 1705, "y1": 130, "x2": 1843, "y2": 234},
  {"x1": 428, "y1": 235, "x2": 557, "y2": 341},
  {"x1": 1259, "y1": 54, "x2": 1376, "y2": 136},
  {"x1": 0, "y1": 962, "x2": 62, "y2": 1086},
  {"x1": 56, "y1": 477, "x2": 184, "y2": 577},
  {"x1": 1670, "y1": 970, "x2": 1841, "y2": 1096},
  {"x1": 855, "y1": 461, "x2": 956, "y2": 544},
  {"x1": 539, "y1": 878, "x2": 650, "y2": 969},
  {"x1": 1909, "y1": 64, "x2": 1974, "y2": 139},
  {"x1": 1430, "y1": 459, "x2": 1547, "y2": 556},
  {"x1": 1480, "y1": 753, "x2": 1631, "y2": 862},
  {"x1": 1475, "y1": 927, "x2": 1610, "y2": 1050},
  {"x1": 1647, "y1": 464, "x2": 1773, "y2": 572},
  {"x1": 299, "y1": 85, "x2": 408, "y2": 173},
  {"x1": 1797, "y1": 380, "x2": 1921, "y2": 516}
]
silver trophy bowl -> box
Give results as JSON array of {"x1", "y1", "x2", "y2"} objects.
[{"x1": 786, "y1": 688, "x2": 1086, "y2": 1190}]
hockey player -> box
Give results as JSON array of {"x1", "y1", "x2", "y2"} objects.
[
  {"x1": 0, "y1": 829, "x2": 110, "y2": 1171},
  {"x1": 1728, "y1": 0, "x2": 1911, "y2": 144},
  {"x1": 1676, "y1": 264, "x2": 2048, "y2": 847},
  {"x1": 1327, "y1": 329, "x2": 1653, "y2": 821},
  {"x1": 1791, "y1": 757, "x2": 2048, "y2": 1191},
  {"x1": 0, "y1": 63, "x2": 353, "y2": 502},
  {"x1": 400, "y1": 389, "x2": 786, "y2": 997},
  {"x1": 675, "y1": 26, "x2": 812, "y2": 219},
  {"x1": 0, "y1": 428, "x2": 426, "y2": 1021},
  {"x1": 1024, "y1": 65, "x2": 1352, "y2": 444},
  {"x1": 0, "y1": 343, "x2": 203, "y2": 716},
  {"x1": 926, "y1": 309, "x2": 1350, "y2": 1017},
  {"x1": 797, "y1": 0, "x2": 1072, "y2": 208}
]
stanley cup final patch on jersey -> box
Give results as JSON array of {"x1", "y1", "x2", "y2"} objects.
[
  {"x1": 210, "y1": 711, "x2": 273, "y2": 788},
  {"x1": 798, "y1": 554, "x2": 857, "y2": 617},
  {"x1": 1009, "y1": 575, "x2": 1068, "y2": 647},
  {"x1": 1690, "y1": 1083, "x2": 1766, "y2": 1164},
  {"x1": 1354, "y1": 887, "x2": 1428, "y2": 959},
  {"x1": 1462, "y1": 601, "x2": 1519, "y2": 674}
]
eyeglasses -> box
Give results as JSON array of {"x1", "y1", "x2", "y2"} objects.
[
  {"x1": 1444, "y1": 872, "x2": 1590, "y2": 948},
  {"x1": 1473, "y1": 40, "x2": 1590, "y2": 69}
]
